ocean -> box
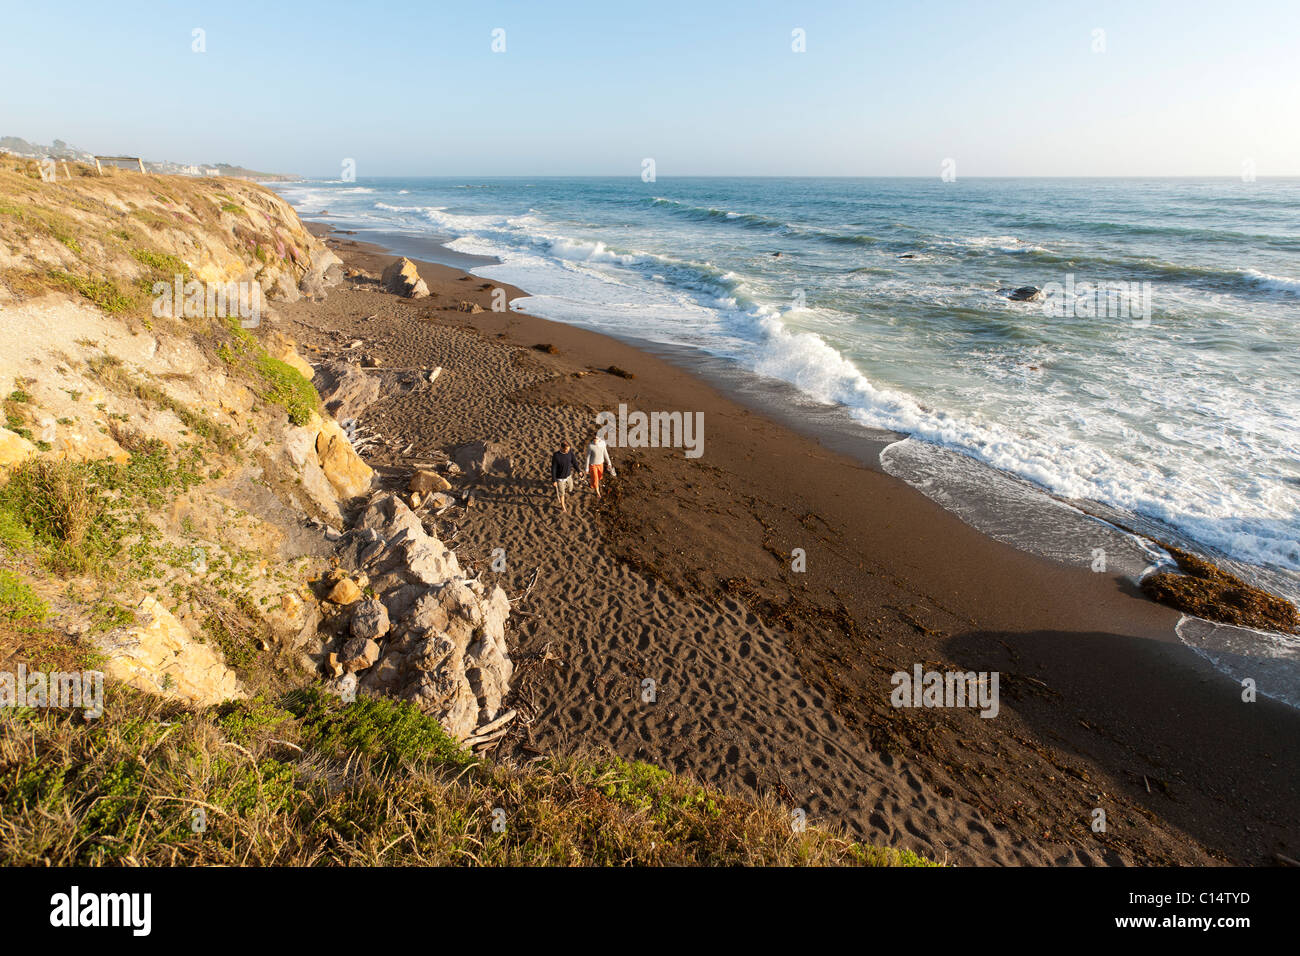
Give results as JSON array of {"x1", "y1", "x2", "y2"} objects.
[{"x1": 274, "y1": 175, "x2": 1300, "y2": 692}]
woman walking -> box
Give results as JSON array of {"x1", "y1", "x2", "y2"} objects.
[{"x1": 585, "y1": 430, "x2": 616, "y2": 498}]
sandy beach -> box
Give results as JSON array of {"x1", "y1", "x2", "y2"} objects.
[{"x1": 279, "y1": 225, "x2": 1300, "y2": 867}]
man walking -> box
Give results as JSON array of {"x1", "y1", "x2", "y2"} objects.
[{"x1": 551, "y1": 440, "x2": 580, "y2": 513}]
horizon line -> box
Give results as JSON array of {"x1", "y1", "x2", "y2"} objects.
[{"x1": 279, "y1": 173, "x2": 1300, "y2": 181}]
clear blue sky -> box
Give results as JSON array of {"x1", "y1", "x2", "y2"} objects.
[{"x1": 4, "y1": 0, "x2": 1297, "y2": 177}]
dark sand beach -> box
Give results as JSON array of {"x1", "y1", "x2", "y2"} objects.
[{"x1": 282, "y1": 224, "x2": 1300, "y2": 866}]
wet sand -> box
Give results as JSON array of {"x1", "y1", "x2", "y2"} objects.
[{"x1": 277, "y1": 225, "x2": 1300, "y2": 866}]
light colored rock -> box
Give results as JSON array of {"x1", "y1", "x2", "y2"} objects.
[
  {"x1": 281, "y1": 420, "x2": 343, "y2": 523},
  {"x1": 0, "y1": 427, "x2": 35, "y2": 468},
  {"x1": 301, "y1": 248, "x2": 344, "y2": 298},
  {"x1": 357, "y1": 492, "x2": 425, "y2": 543},
  {"x1": 344, "y1": 488, "x2": 514, "y2": 740},
  {"x1": 314, "y1": 362, "x2": 380, "y2": 421},
  {"x1": 315, "y1": 416, "x2": 374, "y2": 500},
  {"x1": 96, "y1": 596, "x2": 244, "y2": 706},
  {"x1": 326, "y1": 577, "x2": 363, "y2": 605},
  {"x1": 380, "y1": 257, "x2": 430, "y2": 298},
  {"x1": 408, "y1": 470, "x2": 451, "y2": 494},
  {"x1": 402, "y1": 535, "x2": 462, "y2": 587}
]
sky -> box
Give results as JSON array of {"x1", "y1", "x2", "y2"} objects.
[{"x1": 3, "y1": 0, "x2": 1298, "y2": 177}]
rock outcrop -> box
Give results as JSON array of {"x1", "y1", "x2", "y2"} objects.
[
  {"x1": 0, "y1": 159, "x2": 380, "y2": 711},
  {"x1": 300, "y1": 248, "x2": 345, "y2": 299},
  {"x1": 324, "y1": 491, "x2": 513, "y2": 740},
  {"x1": 281, "y1": 412, "x2": 375, "y2": 523}
]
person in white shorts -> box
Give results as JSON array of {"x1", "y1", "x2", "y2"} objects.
[{"x1": 550, "y1": 440, "x2": 581, "y2": 513}]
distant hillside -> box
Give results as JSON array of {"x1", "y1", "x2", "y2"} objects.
[{"x1": 0, "y1": 136, "x2": 294, "y2": 181}]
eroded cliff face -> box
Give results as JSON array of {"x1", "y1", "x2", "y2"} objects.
[
  {"x1": 0, "y1": 155, "x2": 341, "y2": 317},
  {"x1": 0, "y1": 158, "x2": 511, "y2": 740}
]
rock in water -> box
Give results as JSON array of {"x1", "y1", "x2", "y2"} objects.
[
  {"x1": 380, "y1": 257, "x2": 430, "y2": 299},
  {"x1": 1007, "y1": 286, "x2": 1043, "y2": 302}
]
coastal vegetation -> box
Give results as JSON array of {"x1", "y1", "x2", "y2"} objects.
[{"x1": 0, "y1": 675, "x2": 933, "y2": 866}]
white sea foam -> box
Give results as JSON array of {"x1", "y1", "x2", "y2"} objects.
[
  {"x1": 1176, "y1": 616, "x2": 1300, "y2": 708},
  {"x1": 1240, "y1": 268, "x2": 1300, "y2": 294}
]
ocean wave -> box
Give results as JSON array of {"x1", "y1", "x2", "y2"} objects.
[
  {"x1": 374, "y1": 202, "x2": 446, "y2": 214},
  {"x1": 931, "y1": 238, "x2": 1300, "y2": 297},
  {"x1": 648, "y1": 197, "x2": 879, "y2": 247},
  {"x1": 999, "y1": 216, "x2": 1300, "y2": 247},
  {"x1": 429, "y1": 205, "x2": 778, "y2": 318},
  {"x1": 1240, "y1": 269, "x2": 1300, "y2": 294}
]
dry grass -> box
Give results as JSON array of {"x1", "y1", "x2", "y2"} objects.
[{"x1": 0, "y1": 682, "x2": 937, "y2": 867}]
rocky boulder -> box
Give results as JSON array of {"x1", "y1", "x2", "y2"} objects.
[
  {"x1": 301, "y1": 248, "x2": 345, "y2": 299},
  {"x1": 338, "y1": 636, "x2": 380, "y2": 673},
  {"x1": 381, "y1": 258, "x2": 430, "y2": 299},
  {"x1": 313, "y1": 362, "x2": 426, "y2": 422},
  {"x1": 316, "y1": 417, "x2": 374, "y2": 501},
  {"x1": 326, "y1": 576, "x2": 363, "y2": 605},
  {"x1": 350, "y1": 597, "x2": 390, "y2": 640}
]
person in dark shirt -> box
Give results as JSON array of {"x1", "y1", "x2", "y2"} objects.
[{"x1": 551, "y1": 441, "x2": 580, "y2": 513}]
